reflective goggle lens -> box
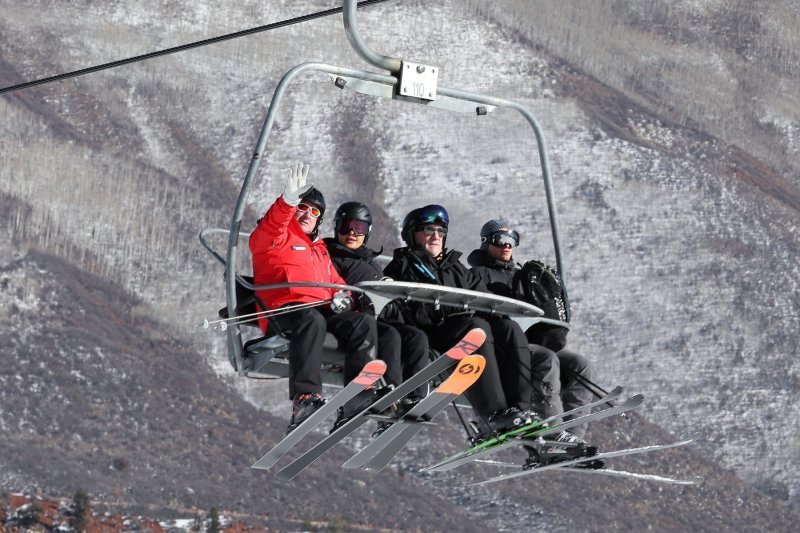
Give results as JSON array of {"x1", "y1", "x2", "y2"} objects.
[
  {"x1": 490, "y1": 230, "x2": 519, "y2": 248},
  {"x1": 337, "y1": 219, "x2": 370, "y2": 236},
  {"x1": 418, "y1": 206, "x2": 449, "y2": 226},
  {"x1": 297, "y1": 203, "x2": 321, "y2": 218}
]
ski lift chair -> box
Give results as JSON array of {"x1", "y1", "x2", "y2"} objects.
[
  {"x1": 203, "y1": 0, "x2": 575, "y2": 441},
  {"x1": 200, "y1": 228, "x2": 352, "y2": 386}
]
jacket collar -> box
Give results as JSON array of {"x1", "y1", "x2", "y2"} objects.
[
  {"x1": 467, "y1": 248, "x2": 516, "y2": 270},
  {"x1": 324, "y1": 237, "x2": 382, "y2": 260}
]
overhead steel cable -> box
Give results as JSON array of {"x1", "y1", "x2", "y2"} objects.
[{"x1": 0, "y1": 0, "x2": 392, "y2": 95}]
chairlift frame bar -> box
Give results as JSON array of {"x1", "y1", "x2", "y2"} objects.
[{"x1": 222, "y1": 0, "x2": 567, "y2": 376}]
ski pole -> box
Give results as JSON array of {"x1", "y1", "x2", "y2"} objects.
[{"x1": 196, "y1": 299, "x2": 333, "y2": 330}]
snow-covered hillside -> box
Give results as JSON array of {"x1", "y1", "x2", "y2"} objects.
[{"x1": 1, "y1": 0, "x2": 799, "y2": 525}]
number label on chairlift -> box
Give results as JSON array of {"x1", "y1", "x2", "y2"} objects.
[{"x1": 400, "y1": 61, "x2": 439, "y2": 101}]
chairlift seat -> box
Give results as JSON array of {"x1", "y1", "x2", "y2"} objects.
[
  {"x1": 218, "y1": 277, "x2": 349, "y2": 386},
  {"x1": 242, "y1": 332, "x2": 346, "y2": 386}
]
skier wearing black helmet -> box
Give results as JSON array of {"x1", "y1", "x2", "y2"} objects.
[
  {"x1": 249, "y1": 163, "x2": 379, "y2": 434},
  {"x1": 324, "y1": 201, "x2": 429, "y2": 427},
  {"x1": 383, "y1": 204, "x2": 539, "y2": 434},
  {"x1": 468, "y1": 219, "x2": 595, "y2": 442}
]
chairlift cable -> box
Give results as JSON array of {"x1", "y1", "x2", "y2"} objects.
[{"x1": 0, "y1": 0, "x2": 393, "y2": 95}]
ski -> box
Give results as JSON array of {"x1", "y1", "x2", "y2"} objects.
[
  {"x1": 423, "y1": 387, "x2": 633, "y2": 473},
  {"x1": 251, "y1": 359, "x2": 387, "y2": 470},
  {"x1": 469, "y1": 434, "x2": 700, "y2": 486},
  {"x1": 343, "y1": 354, "x2": 487, "y2": 471},
  {"x1": 472, "y1": 458, "x2": 703, "y2": 485},
  {"x1": 555, "y1": 467, "x2": 703, "y2": 485},
  {"x1": 274, "y1": 328, "x2": 487, "y2": 479}
]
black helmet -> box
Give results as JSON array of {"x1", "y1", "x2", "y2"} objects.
[
  {"x1": 334, "y1": 202, "x2": 373, "y2": 243},
  {"x1": 299, "y1": 187, "x2": 326, "y2": 235},
  {"x1": 401, "y1": 204, "x2": 449, "y2": 247}
]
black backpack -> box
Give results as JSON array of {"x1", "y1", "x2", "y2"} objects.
[
  {"x1": 512, "y1": 260, "x2": 570, "y2": 323},
  {"x1": 512, "y1": 260, "x2": 571, "y2": 351}
]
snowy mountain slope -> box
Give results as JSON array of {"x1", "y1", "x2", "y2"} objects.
[{"x1": 1, "y1": 0, "x2": 799, "y2": 526}]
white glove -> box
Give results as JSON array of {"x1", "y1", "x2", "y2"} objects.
[
  {"x1": 330, "y1": 291, "x2": 353, "y2": 313},
  {"x1": 282, "y1": 163, "x2": 312, "y2": 206}
]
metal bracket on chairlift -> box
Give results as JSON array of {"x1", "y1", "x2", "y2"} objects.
[
  {"x1": 398, "y1": 60, "x2": 438, "y2": 101},
  {"x1": 330, "y1": 73, "x2": 497, "y2": 114}
]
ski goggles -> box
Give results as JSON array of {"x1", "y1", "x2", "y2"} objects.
[
  {"x1": 296, "y1": 203, "x2": 322, "y2": 218},
  {"x1": 487, "y1": 230, "x2": 519, "y2": 248},
  {"x1": 417, "y1": 225, "x2": 448, "y2": 237},
  {"x1": 337, "y1": 219, "x2": 370, "y2": 236},
  {"x1": 416, "y1": 205, "x2": 449, "y2": 227}
]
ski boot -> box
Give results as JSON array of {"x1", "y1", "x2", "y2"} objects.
[
  {"x1": 286, "y1": 393, "x2": 326, "y2": 434},
  {"x1": 330, "y1": 385, "x2": 394, "y2": 434},
  {"x1": 490, "y1": 407, "x2": 548, "y2": 434},
  {"x1": 487, "y1": 407, "x2": 532, "y2": 432},
  {"x1": 524, "y1": 431, "x2": 603, "y2": 468},
  {"x1": 466, "y1": 408, "x2": 544, "y2": 446},
  {"x1": 370, "y1": 396, "x2": 420, "y2": 438}
]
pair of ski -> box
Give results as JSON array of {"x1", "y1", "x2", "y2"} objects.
[
  {"x1": 423, "y1": 386, "x2": 642, "y2": 473},
  {"x1": 468, "y1": 436, "x2": 703, "y2": 486},
  {"x1": 253, "y1": 328, "x2": 489, "y2": 478},
  {"x1": 423, "y1": 387, "x2": 701, "y2": 486}
]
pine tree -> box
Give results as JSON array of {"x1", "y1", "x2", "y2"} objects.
[
  {"x1": 71, "y1": 490, "x2": 91, "y2": 532},
  {"x1": 207, "y1": 507, "x2": 221, "y2": 533}
]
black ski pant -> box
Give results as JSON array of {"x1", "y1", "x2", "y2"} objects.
[
  {"x1": 377, "y1": 321, "x2": 429, "y2": 400},
  {"x1": 425, "y1": 315, "x2": 530, "y2": 420},
  {"x1": 269, "y1": 306, "x2": 377, "y2": 399},
  {"x1": 558, "y1": 349, "x2": 594, "y2": 438},
  {"x1": 529, "y1": 346, "x2": 593, "y2": 438}
]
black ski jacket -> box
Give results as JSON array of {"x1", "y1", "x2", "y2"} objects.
[
  {"x1": 383, "y1": 246, "x2": 487, "y2": 329},
  {"x1": 466, "y1": 249, "x2": 518, "y2": 299},
  {"x1": 324, "y1": 238, "x2": 384, "y2": 313},
  {"x1": 324, "y1": 238, "x2": 384, "y2": 284},
  {"x1": 467, "y1": 248, "x2": 568, "y2": 352}
]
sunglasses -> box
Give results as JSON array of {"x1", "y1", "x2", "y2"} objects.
[
  {"x1": 417, "y1": 225, "x2": 448, "y2": 237},
  {"x1": 488, "y1": 230, "x2": 519, "y2": 248},
  {"x1": 337, "y1": 219, "x2": 370, "y2": 236},
  {"x1": 296, "y1": 203, "x2": 322, "y2": 218}
]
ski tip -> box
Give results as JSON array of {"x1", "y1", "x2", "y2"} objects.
[
  {"x1": 353, "y1": 359, "x2": 388, "y2": 385},
  {"x1": 447, "y1": 328, "x2": 488, "y2": 360},
  {"x1": 626, "y1": 393, "x2": 645, "y2": 406},
  {"x1": 466, "y1": 327, "x2": 488, "y2": 343},
  {"x1": 251, "y1": 460, "x2": 271, "y2": 470}
]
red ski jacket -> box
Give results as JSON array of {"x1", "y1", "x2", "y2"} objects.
[{"x1": 249, "y1": 196, "x2": 346, "y2": 333}]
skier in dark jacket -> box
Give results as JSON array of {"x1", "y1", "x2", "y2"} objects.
[
  {"x1": 468, "y1": 219, "x2": 595, "y2": 439},
  {"x1": 249, "y1": 164, "x2": 378, "y2": 433},
  {"x1": 324, "y1": 201, "x2": 429, "y2": 410},
  {"x1": 383, "y1": 205, "x2": 537, "y2": 433}
]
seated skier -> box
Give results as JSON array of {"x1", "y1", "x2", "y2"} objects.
[
  {"x1": 467, "y1": 219, "x2": 596, "y2": 445},
  {"x1": 249, "y1": 163, "x2": 378, "y2": 433},
  {"x1": 382, "y1": 204, "x2": 539, "y2": 436},
  {"x1": 324, "y1": 201, "x2": 429, "y2": 428}
]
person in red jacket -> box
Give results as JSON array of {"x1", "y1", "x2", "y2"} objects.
[{"x1": 249, "y1": 163, "x2": 378, "y2": 433}]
